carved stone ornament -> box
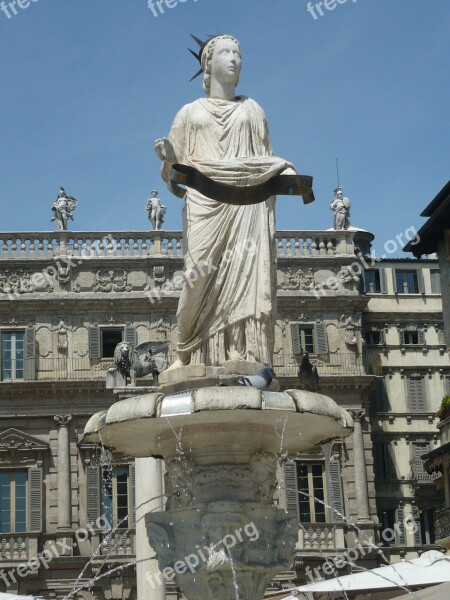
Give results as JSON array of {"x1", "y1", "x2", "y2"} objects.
[
  {"x1": 340, "y1": 314, "x2": 359, "y2": 346},
  {"x1": 0, "y1": 428, "x2": 48, "y2": 463},
  {"x1": 56, "y1": 320, "x2": 69, "y2": 353},
  {"x1": 0, "y1": 270, "x2": 34, "y2": 295},
  {"x1": 94, "y1": 269, "x2": 131, "y2": 293},
  {"x1": 151, "y1": 315, "x2": 171, "y2": 334},
  {"x1": 0, "y1": 316, "x2": 34, "y2": 327},
  {"x1": 282, "y1": 267, "x2": 316, "y2": 290},
  {"x1": 153, "y1": 265, "x2": 166, "y2": 286}
]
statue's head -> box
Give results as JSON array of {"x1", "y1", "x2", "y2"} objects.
[
  {"x1": 201, "y1": 35, "x2": 241, "y2": 95},
  {"x1": 151, "y1": 189, "x2": 159, "y2": 197}
]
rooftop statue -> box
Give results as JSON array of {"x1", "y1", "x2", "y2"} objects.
[
  {"x1": 330, "y1": 186, "x2": 351, "y2": 230},
  {"x1": 146, "y1": 189, "x2": 167, "y2": 230},
  {"x1": 154, "y1": 35, "x2": 314, "y2": 371},
  {"x1": 51, "y1": 187, "x2": 77, "y2": 231}
]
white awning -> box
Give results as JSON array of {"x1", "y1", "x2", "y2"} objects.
[{"x1": 283, "y1": 550, "x2": 450, "y2": 598}]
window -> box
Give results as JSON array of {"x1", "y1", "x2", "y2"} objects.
[
  {"x1": 101, "y1": 466, "x2": 130, "y2": 528},
  {"x1": 101, "y1": 328, "x2": 123, "y2": 358},
  {"x1": 407, "y1": 375, "x2": 427, "y2": 412},
  {"x1": 366, "y1": 330, "x2": 383, "y2": 345},
  {"x1": 410, "y1": 441, "x2": 431, "y2": 482},
  {"x1": 378, "y1": 507, "x2": 406, "y2": 546},
  {"x1": 296, "y1": 463, "x2": 327, "y2": 523},
  {"x1": 364, "y1": 270, "x2": 381, "y2": 293},
  {"x1": 0, "y1": 471, "x2": 27, "y2": 533},
  {"x1": 291, "y1": 323, "x2": 328, "y2": 356},
  {"x1": 420, "y1": 508, "x2": 436, "y2": 545},
  {"x1": 403, "y1": 331, "x2": 419, "y2": 345},
  {"x1": 430, "y1": 269, "x2": 441, "y2": 294},
  {"x1": 395, "y1": 270, "x2": 419, "y2": 294},
  {"x1": 373, "y1": 441, "x2": 396, "y2": 480},
  {"x1": 1, "y1": 331, "x2": 25, "y2": 381}
]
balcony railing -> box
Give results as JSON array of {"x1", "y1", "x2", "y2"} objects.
[
  {"x1": 410, "y1": 458, "x2": 440, "y2": 484},
  {"x1": 435, "y1": 507, "x2": 450, "y2": 543},
  {"x1": 0, "y1": 230, "x2": 357, "y2": 261},
  {"x1": 296, "y1": 523, "x2": 345, "y2": 552},
  {"x1": 1, "y1": 358, "x2": 115, "y2": 382},
  {"x1": 99, "y1": 530, "x2": 135, "y2": 556},
  {"x1": 278, "y1": 352, "x2": 368, "y2": 377},
  {"x1": 1, "y1": 352, "x2": 369, "y2": 383},
  {"x1": 0, "y1": 534, "x2": 39, "y2": 561}
]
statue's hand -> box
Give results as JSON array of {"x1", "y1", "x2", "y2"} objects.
[{"x1": 154, "y1": 138, "x2": 175, "y2": 162}]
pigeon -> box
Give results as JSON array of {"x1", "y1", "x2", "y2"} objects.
[
  {"x1": 234, "y1": 366, "x2": 274, "y2": 390},
  {"x1": 298, "y1": 352, "x2": 320, "y2": 391}
]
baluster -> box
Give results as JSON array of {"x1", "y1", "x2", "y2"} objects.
[
  {"x1": 286, "y1": 239, "x2": 292, "y2": 256},
  {"x1": 142, "y1": 240, "x2": 149, "y2": 256},
  {"x1": 319, "y1": 238, "x2": 326, "y2": 255},
  {"x1": 176, "y1": 238, "x2": 182, "y2": 256},
  {"x1": 124, "y1": 240, "x2": 130, "y2": 256},
  {"x1": 2, "y1": 239, "x2": 7, "y2": 258},
  {"x1": 277, "y1": 238, "x2": 284, "y2": 256},
  {"x1": 38, "y1": 240, "x2": 44, "y2": 257},
  {"x1": 167, "y1": 240, "x2": 174, "y2": 256},
  {"x1": 30, "y1": 239, "x2": 36, "y2": 257},
  {"x1": 133, "y1": 240, "x2": 139, "y2": 256},
  {"x1": 11, "y1": 239, "x2": 17, "y2": 258},
  {"x1": 311, "y1": 239, "x2": 318, "y2": 255},
  {"x1": 327, "y1": 240, "x2": 334, "y2": 255},
  {"x1": 294, "y1": 238, "x2": 301, "y2": 256}
]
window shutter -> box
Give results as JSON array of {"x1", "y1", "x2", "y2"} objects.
[
  {"x1": 412, "y1": 513, "x2": 422, "y2": 546},
  {"x1": 87, "y1": 465, "x2": 101, "y2": 525},
  {"x1": 284, "y1": 462, "x2": 299, "y2": 519},
  {"x1": 417, "y1": 329, "x2": 425, "y2": 345},
  {"x1": 328, "y1": 460, "x2": 344, "y2": 522},
  {"x1": 380, "y1": 268, "x2": 388, "y2": 294},
  {"x1": 395, "y1": 507, "x2": 406, "y2": 545},
  {"x1": 399, "y1": 329, "x2": 405, "y2": 345},
  {"x1": 89, "y1": 328, "x2": 100, "y2": 358},
  {"x1": 314, "y1": 322, "x2": 329, "y2": 355},
  {"x1": 24, "y1": 328, "x2": 36, "y2": 381},
  {"x1": 430, "y1": 270, "x2": 441, "y2": 294},
  {"x1": 408, "y1": 377, "x2": 426, "y2": 412},
  {"x1": 125, "y1": 326, "x2": 137, "y2": 350},
  {"x1": 417, "y1": 269, "x2": 425, "y2": 294},
  {"x1": 412, "y1": 443, "x2": 426, "y2": 480},
  {"x1": 28, "y1": 467, "x2": 43, "y2": 533},
  {"x1": 129, "y1": 462, "x2": 136, "y2": 528},
  {"x1": 291, "y1": 324, "x2": 302, "y2": 356}
]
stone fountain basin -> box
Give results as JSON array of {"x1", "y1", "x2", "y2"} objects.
[{"x1": 83, "y1": 387, "x2": 353, "y2": 461}]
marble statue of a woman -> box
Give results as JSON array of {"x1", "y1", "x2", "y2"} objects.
[{"x1": 155, "y1": 35, "x2": 301, "y2": 371}]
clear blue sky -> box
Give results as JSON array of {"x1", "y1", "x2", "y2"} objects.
[{"x1": 0, "y1": 0, "x2": 449, "y2": 255}]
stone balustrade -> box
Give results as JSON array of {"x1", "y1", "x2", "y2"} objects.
[
  {"x1": 410, "y1": 457, "x2": 440, "y2": 484},
  {"x1": 297, "y1": 523, "x2": 345, "y2": 551},
  {"x1": 99, "y1": 530, "x2": 135, "y2": 557},
  {"x1": 0, "y1": 230, "x2": 358, "y2": 261},
  {"x1": 0, "y1": 534, "x2": 39, "y2": 561},
  {"x1": 0, "y1": 231, "x2": 184, "y2": 259}
]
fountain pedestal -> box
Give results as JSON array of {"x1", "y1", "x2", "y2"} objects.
[{"x1": 84, "y1": 387, "x2": 353, "y2": 600}]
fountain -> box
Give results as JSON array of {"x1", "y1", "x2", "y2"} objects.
[{"x1": 83, "y1": 34, "x2": 354, "y2": 600}]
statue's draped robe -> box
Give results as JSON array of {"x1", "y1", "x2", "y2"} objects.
[{"x1": 163, "y1": 96, "x2": 293, "y2": 365}]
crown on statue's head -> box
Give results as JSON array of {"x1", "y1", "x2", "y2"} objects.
[{"x1": 188, "y1": 34, "x2": 222, "y2": 81}]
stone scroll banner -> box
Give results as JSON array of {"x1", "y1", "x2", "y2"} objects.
[{"x1": 169, "y1": 163, "x2": 315, "y2": 205}]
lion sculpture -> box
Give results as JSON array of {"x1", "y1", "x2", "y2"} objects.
[{"x1": 113, "y1": 340, "x2": 170, "y2": 387}]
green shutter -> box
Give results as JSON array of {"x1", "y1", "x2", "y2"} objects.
[
  {"x1": 328, "y1": 460, "x2": 344, "y2": 522},
  {"x1": 399, "y1": 329, "x2": 406, "y2": 345},
  {"x1": 89, "y1": 328, "x2": 100, "y2": 358},
  {"x1": 24, "y1": 328, "x2": 36, "y2": 381},
  {"x1": 395, "y1": 507, "x2": 406, "y2": 545},
  {"x1": 314, "y1": 322, "x2": 329, "y2": 355},
  {"x1": 291, "y1": 324, "x2": 302, "y2": 356},
  {"x1": 408, "y1": 377, "x2": 426, "y2": 412},
  {"x1": 417, "y1": 329, "x2": 425, "y2": 345},
  {"x1": 284, "y1": 462, "x2": 299, "y2": 519},
  {"x1": 430, "y1": 270, "x2": 441, "y2": 294},
  {"x1": 87, "y1": 465, "x2": 101, "y2": 525},
  {"x1": 28, "y1": 467, "x2": 43, "y2": 532},
  {"x1": 125, "y1": 327, "x2": 137, "y2": 350},
  {"x1": 129, "y1": 462, "x2": 136, "y2": 528}
]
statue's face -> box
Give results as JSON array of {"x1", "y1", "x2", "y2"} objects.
[{"x1": 211, "y1": 38, "x2": 241, "y2": 87}]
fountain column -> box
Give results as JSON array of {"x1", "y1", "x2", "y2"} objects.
[
  {"x1": 135, "y1": 457, "x2": 165, "y2": 600},
  {"x1": 349, "y1": 409, "x2": 371, "y2": 523},
  {"x1": 54, "y1": 414, "x2": 73, "y2": 530}
]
